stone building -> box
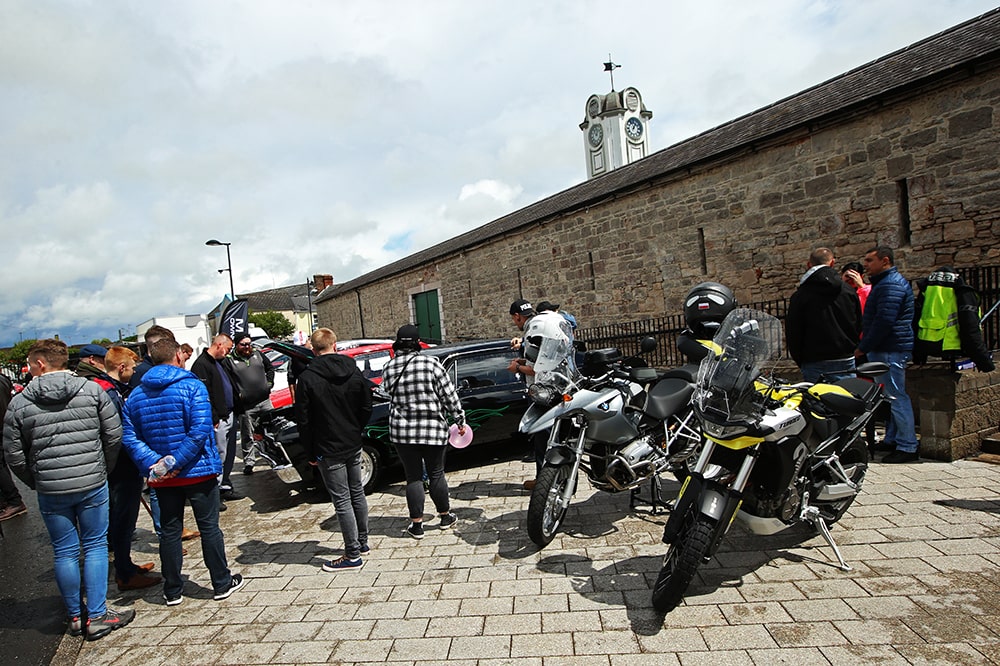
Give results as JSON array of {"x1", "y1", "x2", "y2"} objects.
[{"x1": 315, "y1": 11, "x2": 1000, "y2": 348}]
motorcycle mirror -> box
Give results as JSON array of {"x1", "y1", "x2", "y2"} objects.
[{"x1": 639, "y1": 337, "x2": 657, "y2": 354}]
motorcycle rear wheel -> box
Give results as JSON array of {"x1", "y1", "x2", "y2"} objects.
[
  {"x1": 526, "y1": 464, "x2": 573, "y2": 547},
  {"x1": 815, "y1": 436, "x2": 868, "y2": 525},
  {"x1": 651, "y1": 516, "x2": 714, "y2": 613}
]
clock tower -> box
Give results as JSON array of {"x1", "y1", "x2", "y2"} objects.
[{"x1": 580, "y1": 86, "x2": 652, "y2": 179}]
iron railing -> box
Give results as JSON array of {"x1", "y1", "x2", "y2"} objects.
[{"x1": 576, "y1": 264, "x2": 1000, "y2": 368}]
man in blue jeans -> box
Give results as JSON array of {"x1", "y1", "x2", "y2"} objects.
[
  {"x1": 123, "y1": 337, "x2": 244, "y2": 605},
  {"x1": 2, "y1": 339, "x2": 134, "y2": 640},
  {"x1": 295, "y1": 328, "x2": 373, "y2": 571},
  {"x1": 855, "y1": 246, "x2": 919, "y2": 463}
]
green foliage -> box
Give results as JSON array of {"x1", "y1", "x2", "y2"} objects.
[
  {"x1": 92, "y1": 338, "x2": 114, "y2": 346},
  {"x1": 0, "y1": 339, "x2": 37, "y2": 364},
  {"x1": 249, "y1": 311, "x2": 295, "y2": 339}
]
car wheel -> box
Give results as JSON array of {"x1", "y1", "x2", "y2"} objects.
[{"x1": 361, "y1": 443, "x2": 382, "y2": 495}]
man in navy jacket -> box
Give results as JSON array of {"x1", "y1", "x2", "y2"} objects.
[{"x1": 855, "y1": 246, "x2": 919, "y2": 463}]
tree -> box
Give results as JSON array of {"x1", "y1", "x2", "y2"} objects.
[
  {"x1": 249, "y1": 311, "x2": 295, "y2": 339},
  {"x1": 0, "y1": 339, "x2": 37, "y2": 364}
]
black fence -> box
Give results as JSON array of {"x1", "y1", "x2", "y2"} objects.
[{"x1": 576, "y1": 264, "x2": 1000, "y2": 368}]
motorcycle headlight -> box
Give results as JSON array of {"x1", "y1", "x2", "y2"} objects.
[
  {"x1": 528, "y1": 382, "x2": 562, "y2": 407},
  {"x1": 701, "y1": 419, "x2": 747, "y2": 440}
]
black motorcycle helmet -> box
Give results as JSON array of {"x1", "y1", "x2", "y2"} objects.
[{"x1": 683, "y1": 282, "x2": 737, "y2": 339}]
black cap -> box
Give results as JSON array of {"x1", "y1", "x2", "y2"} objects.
[
  {"x1": 509, "y1": 299, "x2": 535, "y2": 316},
  {"x1": 395, "y1": 324, "x2": 420, "y2": 344},
  {"x1": 536, "y1": 301, "x2": 559, "y2": 313}
]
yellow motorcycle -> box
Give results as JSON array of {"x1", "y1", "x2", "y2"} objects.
[{"x1": 651, "y1": 309, "x2": 888, "y2": 613}]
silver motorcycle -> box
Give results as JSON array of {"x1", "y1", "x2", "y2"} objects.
[{"x1": 520, "y1": 337, "x2": 703, "y2": 547}]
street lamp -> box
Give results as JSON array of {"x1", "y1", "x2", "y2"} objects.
[{"x1": 205, "y1": 239, "x2": 234, "y2": 299}]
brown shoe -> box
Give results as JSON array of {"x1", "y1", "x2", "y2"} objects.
[
  {"x1": 117, "y1": 572, "x2": 162, "y2": 591},
  {"x1": 523, "y1": 479, "x2": 536, "y2": 491},
  {"x1": 0, "y1": 503, "x2": 28, "y2": 521},
  {"x1": 138, "y1": 562, "x2": 156, "y2": 573},
  {"x1": 181, "y1": 528, "x2": 200, "y2": 541}
]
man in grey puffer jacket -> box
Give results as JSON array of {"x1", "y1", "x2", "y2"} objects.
[{"x1": 2, "y1": 339, "x2": 135, "y2": 641}]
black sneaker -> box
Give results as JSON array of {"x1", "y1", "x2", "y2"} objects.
[
  {"x1": 68, "y1": 616, "x2": 84, "y2": 637},
  {"x1": 242, "y1": 465, "x2": 254, "y2": 475},
  {"x1": 86, "y1": 608, "x2": 135, "y2": 641},
  {"x1": 871, "y1": 440, "x2": 896, "y2": 453},
  {"x1": 163, "y1": 594, "x2": 182, "y2": 607},
  {"x1": 438, "y1": 513, "x2": 458, "y2": 529},
  {"x1": 360, "y1": 545, "x2": 371, "y2": 555},
  {"x1": 213, "y1": 573, "x2": 245, "y2": 600},
  {"x1": 882, "y1": 450, "x2": 919, "y2": 464},
  {"x1": 221, "y1": 489, "x2": 245, "y2": 501},
  {"x1": 404, "y1": 523, "x2": 424, "y2": 540},
  {"x1": 219, "y1": 501, "x2": 228, "y2": 512}
]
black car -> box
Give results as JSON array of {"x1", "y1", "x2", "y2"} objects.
[{"x1": 257, "y1": 338, "x2": 529, "y2": 493}]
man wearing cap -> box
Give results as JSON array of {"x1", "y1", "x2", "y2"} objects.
[
  {"x1": 75, "y1": 344, "x2": 108, "y2": 381},
  {"x1": 507, "y1": 299, "x2": 575, "y2": 489},
  {"x1": 536, "y1": 301, "x2": 578, "y2": 334}
]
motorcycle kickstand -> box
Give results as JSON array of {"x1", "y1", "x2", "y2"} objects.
[{"x1": 801, "y1": 505, "x2": 851, "y2": 571}]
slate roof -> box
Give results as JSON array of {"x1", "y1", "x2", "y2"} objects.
[
  {"x1": 316, "y1": 8, "x2": 1000, "y2": 305},
  {"x1": 238, "y1": 284, "x2": 310, "y2": 313}
]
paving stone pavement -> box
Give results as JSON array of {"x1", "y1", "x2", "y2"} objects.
[{"x1": 53, "y1": 449, "x2": 1000, "y2": 665}]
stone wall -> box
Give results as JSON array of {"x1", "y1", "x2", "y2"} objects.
[
  {"x1": 318, "y1": 64, "x2": 1000, "y2": 344},
  {"x1": 909, "y1": 363, "x2": 1000, "y2": 461}
]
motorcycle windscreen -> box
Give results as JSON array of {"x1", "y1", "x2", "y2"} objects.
[
  {"x1": 524, "y1": 314, "x2": 577, "y2": 382},
  {"x1": 696, "y1": 308, "x2": 784, "y2": 421}
]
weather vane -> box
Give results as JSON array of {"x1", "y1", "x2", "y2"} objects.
[{"x1": 603, "y1": 54, "x2": 621, "y2": 91}]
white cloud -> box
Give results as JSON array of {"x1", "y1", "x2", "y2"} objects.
[{"x1": 2, "y1": 0, "x2": 996, "y2": 345}]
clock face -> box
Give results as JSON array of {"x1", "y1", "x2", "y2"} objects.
[
  {"x1": 625, "y1": 117, "x2": 643, "y2": 141},
  {"x1": 588, "y1": 124, "x2": 603, "y2": 148}
]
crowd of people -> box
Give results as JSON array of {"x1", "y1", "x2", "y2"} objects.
[{"x1": 0, "y1": 242, "x2": 994, "y2": 641}]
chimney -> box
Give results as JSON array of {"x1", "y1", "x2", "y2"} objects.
[{"x1": 313, "y1": 274, "x2": 334, "y2": 291}]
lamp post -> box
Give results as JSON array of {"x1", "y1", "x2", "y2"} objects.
[{"x1": 205, "y1": 239, "x2": 234, "y2": 299}]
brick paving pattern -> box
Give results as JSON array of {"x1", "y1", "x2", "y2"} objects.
[{"x1": 55, "y1": 453, "x2": 1000, "y2": 665}]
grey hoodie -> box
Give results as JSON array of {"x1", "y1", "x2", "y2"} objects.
[{"x1": 2, "y1": 371, "x2": 121, "y2": 494}]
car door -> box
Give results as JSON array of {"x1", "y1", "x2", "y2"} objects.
[{"x1": 443, "y1": 347, "x2": 528, "y2": 446}]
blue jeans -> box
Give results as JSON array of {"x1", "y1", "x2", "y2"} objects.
[
  {"x1": 867, "y1": 351, "x2": 918, "y2": 453},
  {"x1": 317, "y1": 453, "x2": 369, "y2": 559},
  {"x1": 155, "y1": 478, "x2": 234, "y2": 598},
  {"x1": 37, "y1": 483, "x2": 110, "y2": 619},
  {"x1": 801, "y1": 357, "x2": 856, "y2": 384},
  {"x1": 396, "y1": 445, "x2": 450, "y2": 520}
]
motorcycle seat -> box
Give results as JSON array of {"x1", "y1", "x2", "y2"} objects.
[
  {"x1": 659, "y1": 364, "x2": 699, "y2": 383},
  {"x1": 645, "y1": 377, "x2": 695, "y2": 420}
]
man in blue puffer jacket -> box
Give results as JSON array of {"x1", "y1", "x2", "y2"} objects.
[
  {"x1": 855, "y1": 246, "x2": 919, "y2": 463},
  {"x1": 122, "y1": 337, "x2": 244, "y2": 606}
]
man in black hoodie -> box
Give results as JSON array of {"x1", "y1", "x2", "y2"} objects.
[
  {"x1": 786, "y1": 247, "x2": 862, "y2": 383},
  {"x1": 295, "y1": 328, "x2": 373, "y2": 572}
]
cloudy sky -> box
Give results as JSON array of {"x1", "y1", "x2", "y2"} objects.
[{"x1": 2, "y1": 0, "x2": 996, "y2": 347}]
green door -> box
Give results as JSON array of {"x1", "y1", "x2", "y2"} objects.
[{"x1": 412, "y1": 290, "x2": 442, "y2": 343}]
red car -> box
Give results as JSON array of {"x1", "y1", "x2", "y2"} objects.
[{"x1": 264, "y1": 339, "x2": 428, "y2": 409}]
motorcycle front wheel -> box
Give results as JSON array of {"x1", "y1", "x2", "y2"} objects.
[
  {"x1": 526, "y1": 463, "x2": 574, "y2": 547},
  {"x1": 651, "y1": 515, "x2": 714, "y2": 613}
]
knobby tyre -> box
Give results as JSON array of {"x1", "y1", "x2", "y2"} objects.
[
  {"x1": 651, "y1": 516, "x2": 714, "y2": 613},
  {"x1": 526, "y1": 463, "x2": 573, "y2": 547},
  {"x1": 816, "y1": 436, "x2": 868, "y2": 525}
]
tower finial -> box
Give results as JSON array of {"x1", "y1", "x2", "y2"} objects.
[{"x1": 603, "y1": 54, "x2": 621, "y2": 91}]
